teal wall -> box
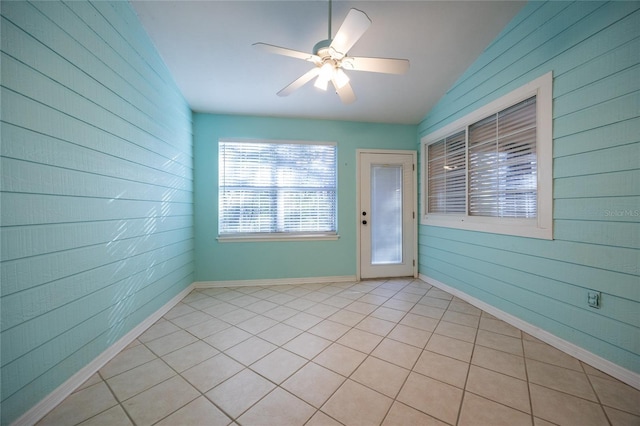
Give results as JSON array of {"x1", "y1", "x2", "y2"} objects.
[
  {"x1": 1, "y1": 0, "x2": 637, "y2": 423},
  {"x1": 418, "y1": 2, "x2": 639, "y2": 374},
  {"x1": 0, "y1": 1, "x2": 194, "y2": 424},
  {"x1": 193, "y1": 114, "x2": 417, "y2": 281}
]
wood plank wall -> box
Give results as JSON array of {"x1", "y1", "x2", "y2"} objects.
[
  {"x1": 0, "y1": 1, "x2": 194, "y2": 423},
  {"x1": 418, "y1": 1, "x2": 639, "y2": 375}
]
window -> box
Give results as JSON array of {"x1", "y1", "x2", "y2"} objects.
[
  {"x1": 218, "y1": 140, "x2": 338, "y2": 241},
  {"x1": 421, "y1": 72, "x2": 553, "y2": 239}
]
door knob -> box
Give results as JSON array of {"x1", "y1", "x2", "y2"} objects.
[{"x1": 362, "y1": 220, "x2": 367, "y2": 225}]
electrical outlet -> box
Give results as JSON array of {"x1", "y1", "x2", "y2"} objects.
[{"x1": 587, "y1": 291, "x2": 601, "y2": 309}]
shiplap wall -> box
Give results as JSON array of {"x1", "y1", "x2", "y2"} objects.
[
  {"x1": 0, "y1": 1, "x2": 194, "y2": 424},
  {"x1": 418, "y1": 1, "x2": 639, "y2": 376}
]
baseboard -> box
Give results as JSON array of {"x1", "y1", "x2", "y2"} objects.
[
  {"x1": 12, "y1": 283, "x2": 196, "y2": 426},
  {"x1": 419, "y1": 273, "x2": 640, "y2": 391},
  {"x1": 194, "y1": 275, "x2": 358, "y2": 288}
]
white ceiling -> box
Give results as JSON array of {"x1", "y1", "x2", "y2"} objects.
[{"x1": 130, "y1": 1, "x2": 525, "y2": 124}]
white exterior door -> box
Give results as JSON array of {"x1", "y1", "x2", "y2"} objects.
[{"x1": 358, "y1": 150, "x2": 417, "y2": 279}]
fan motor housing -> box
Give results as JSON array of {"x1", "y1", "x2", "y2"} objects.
[{"x1": 313, "y1": 39, "x2": 332, "y2": 58}]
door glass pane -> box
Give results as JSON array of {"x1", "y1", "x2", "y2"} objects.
[{"x1": 371, "y1": 165, "x2": 403, "y2": 264}]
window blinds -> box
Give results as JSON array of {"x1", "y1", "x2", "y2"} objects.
[
  {"x1": 427, "y1": 96, "x2": 537, "y2": 218},
  {"x1": 469, "y1": 97, "x2": 537, "y2": 218},
  {"x1": 219, "y1": 141, "x2": 337, "y2": 235}
]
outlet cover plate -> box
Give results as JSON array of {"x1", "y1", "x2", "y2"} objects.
[{"x1": 587, "y1": 291, "x2": 601, "y2": 309}]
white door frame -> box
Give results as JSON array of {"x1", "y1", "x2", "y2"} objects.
[{"x1": 356, "y1": 149, "x2": 418, "y2": 281}]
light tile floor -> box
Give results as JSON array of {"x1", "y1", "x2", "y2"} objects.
[{"x1": 37, "y1": 278, "x2": 640, "y2": 426}]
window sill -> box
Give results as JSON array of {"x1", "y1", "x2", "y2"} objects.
[
  {"x1": 217, "y1": 233, "x2": 340, "y2": 243},
  {"x1": 421, "y1": 214, "x2": 552, "y2": 240}
]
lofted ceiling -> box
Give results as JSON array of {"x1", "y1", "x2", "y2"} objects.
[{"x1": 130, "y1": 1, "x2": 525, "y2": 124}]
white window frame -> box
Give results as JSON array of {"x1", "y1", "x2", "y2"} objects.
[
  {"x1": 420, "y1": 71, "x2": 553, "y2": 240},
  {"x1": 217, "y1": 138, "x2": 339, "y2": 243}
]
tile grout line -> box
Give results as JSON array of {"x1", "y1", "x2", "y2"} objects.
[
  {"x1": 307, "y1": 281, "x2": 401, "y2": 425},
  {"x1": 521, "y1": 327, "x2": 536, "y2": 426},
  {"x1": 99, "y1": 369, "x2": 138, "y2": 426},
  {"x1": 194, "y1": 281, "x2": 471, "y2": 425},
  {"x1": 582, "y1": 368, "x2": 614, "y2": 426},
  {"x1": 113, "y1": 338, "x2": 205, "y2": 426},
  {"x1": 169, "y1": 285, "x2": 306, "y2": 425},
  {"x1": 313, "y1": 279, "x2": 408, "y2": 424},
  {"x1": 337, "y1": 280, "x2": 413, "y2": 426},
  {"x1": 378, "y1": 286, "x2": 448, "y2": 425},
  {"x1": 447, "y1": 295, "x2": 470, "y2": 426},
  {"x1": 183, "y1": 279, "x2": 389, "y2": 425}
]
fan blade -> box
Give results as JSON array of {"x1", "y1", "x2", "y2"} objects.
[
  {"x1": 253, "y1": 43, "x2": 321, "y2": 64},
  {"x1": 329, "y1": 9, "x2": 371, "y2": 59},
  {"x1": 277, "y1": 67, "x2": 321, "y2": 97},
  {"x1": 342, "y1": 57, "x2": 410, "y2": 74},
  {"x1": 333, "y1": 79, "x2": 356, "y2": 104}
]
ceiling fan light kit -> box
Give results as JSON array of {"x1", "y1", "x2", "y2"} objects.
[{"x1": 254, "y1": 2, "x2": 409, "y2": 104}]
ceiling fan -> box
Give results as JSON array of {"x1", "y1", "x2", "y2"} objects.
[{"x1": 254, "y1": 1, "x2": 410, "y2": 104}]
